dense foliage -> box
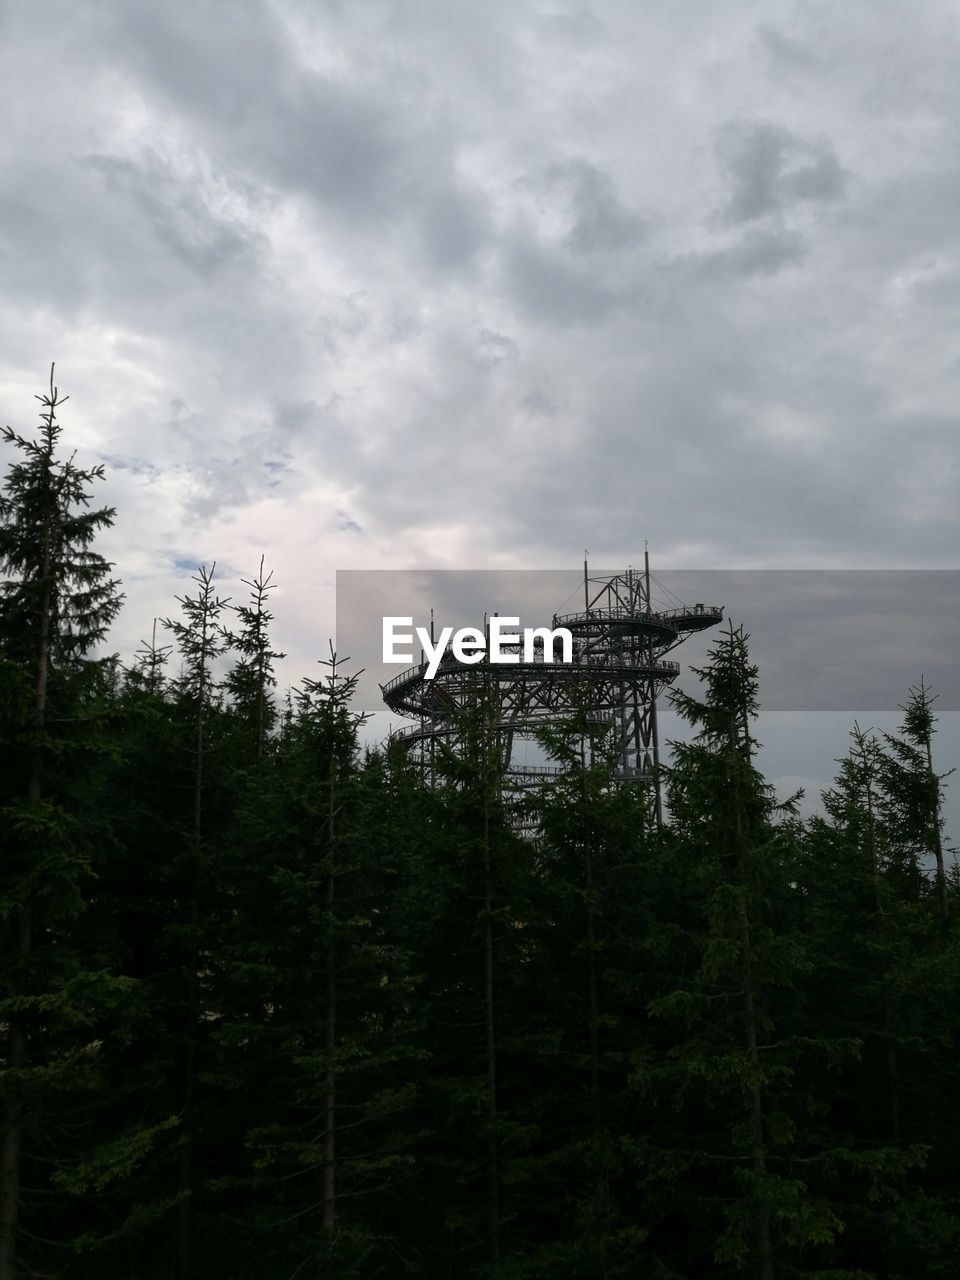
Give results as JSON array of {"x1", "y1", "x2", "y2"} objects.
[{"x1": 2, "y1": 384, "x2": 959, "y2": 1279}]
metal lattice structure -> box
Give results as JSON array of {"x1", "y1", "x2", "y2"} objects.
[{"x1": 381, "y1": 556, "x2": 722, "y2": 814}]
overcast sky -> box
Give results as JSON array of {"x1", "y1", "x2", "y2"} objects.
[{"x1": 1, "y1": 1, "x2": 958, "y2": 822}]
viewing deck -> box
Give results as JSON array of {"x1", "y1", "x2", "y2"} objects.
[{"x1": 382, "y1": 651, "x2": 682, "y2": 719}]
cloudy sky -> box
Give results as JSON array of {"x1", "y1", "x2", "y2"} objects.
[{"x1": 1, "y1": 0, "x2": 958, "y2": 816}]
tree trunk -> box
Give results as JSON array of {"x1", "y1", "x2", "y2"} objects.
[
  {"x1": 322, "y1": 753, "x2": 337, "y2": 1253},
  {"x1": 863, "y1": 758, "x2": 904, "y2": 1148},
  {"x1": 923, "y1": 734, "x2": 948, "y2": 925},
  {"x1": 740, "y1": 901, "x2": 774, "y2": 1280},
  {"x1": 176, "y1": 620, "x2": 210, "y2": 1278},
  {"x1": 482, "y1": 705, "x2": 499, "y2": 1271},
  {"x1": 731, "y1": 712, "x2": 773, "y2": 1280},
  {"x1": 580, "y1": 736, "x2": 609, "y2": 1274},
  {"x1": 0, "y1": 527, "x2": 52, "y2": 1280},
  {"x1": 0, "y1": 910, "x2": 30, "y2": 1280},
  {"x1": 580, "y1": 739, "x2": 601, "y2": 1125},
  {"x1": 176, "y1": 858, "x2": 200, "y2": 1279}
]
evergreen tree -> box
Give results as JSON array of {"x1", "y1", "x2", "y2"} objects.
[
  {"x1": 882, "y1": 680, "x2": 952, "y2": 925},
  {"x1": 514, "y1": 706, "x2": 656, "y2": 1276},
  {"x1": 0, "y1": 368, "x2": 123, "y2": 1279},
  {"x1": 210, "y1": 650, "x2": 423, "y2": 1276},
  {"x1": 637, "y1": 624, "x2": 912, "y2": 1278},
  {"x1": 801, "y1": 713, "x2": 960, "y2": 1278},
  {"x1": 2, "y1": 413, "x2": 959, "y2": 1279},
  {"x1": 222, "y1": 557, "x2": 285, "y2": 763},
  {"x1": 404, "y1": 679, "x2": 525, "y2": 1276},
  {"x1": 162, "y1": 564, "x2": 230, "y2": 1277}
]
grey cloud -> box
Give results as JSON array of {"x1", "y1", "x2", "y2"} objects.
[
  {"x1": 693, "y1": 228, "x2": 808, "y2": 278},
  {"x1": 755, "y1": 24, "x2": 823, "y2": 74},
  {"x1": 183, "y1": 461, "x2": 252, "y2": 521},
  {"x1": 84, "y1": 152, "x2": 258, "y2": 277},
  {"x1": 334, "y1": 509, "x2": 364, "y2": 536},
  {"x1": 915, "y1": 269, "x2": 960, "y2": 308},
  {"x1": 560, "y1": 160, "x2": 645, "y2": 254},
  {"x1": 0, "y1": 161, "x2": 186, "y2": 314},
  {"x1": 1, "y1": 0, "x2": 959, "y2": 787},
  {"x1": 502, "y1": 234, "x2": 621, "y2": 324},
  {"x1": 94, "y1": 0, "x2": 493, "y2": 270},
  {"x1": 273, "y1": 399, "x2": 339, "y2": 438},
  {"x1": 474, "y1": 329, "x2": 518, "y2": 370},
  {"x1": 524, "y1": 159, "x2": 645, "y2": 255},
  {"x1": 338, "y1": 568, "x2": 960, "y2": 714},
  {"x1": 101, "y1": 3, "x2": 398, "y2": 212},
  {"x1": 715, "y1": 120, "x2": 848, "y2": 224},
  {"x1": 416, "y1": 181, "x2": 491, "y2": 271},
  {"x1": 517, "y1": 389, "x2": 559, "y2": 418},
  {"x1": 268, "y1": 398, "x2": 363, "y2": 479},
  {"x1": 98, "y1": 453, "x2": 160, "y2": 480},
  {"x1": 161, "y1": 398, "x2": 321, "y2": 522},
  {"x1": 537, "y1": 8, "x2": 609, "y2": 47},
  {"x1": 843, "y1": 168, "x2": 960, "y2": 268}
]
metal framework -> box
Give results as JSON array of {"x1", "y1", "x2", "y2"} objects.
[{"x1": 381, "y1": 555, "x2": 722, "y2": 816}]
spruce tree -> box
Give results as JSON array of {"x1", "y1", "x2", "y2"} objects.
[
  {"x1": 800, "y1": 721, "x2": 944, "y2": 1276},
  {"x1": 882, "y1": 680, "x2": 952, "y2": 925},
  {"x1": 222, "y1": 557, "x2": 285, "y2": 764},
  {"x1": 213, "y1": 649, "x2": 423, "y2": 1275},
  {"x1": 0, "y1": 368, "x2": 123, "y2": 1279},
  {"x1": 518, "y1": 705, "x2": 656, "y2": 1275},
  {"x1": 638, "y1": 624, "x2": 912, "y2": 1277},
  {"x1": 162, "y1": 564, "x2": 230, "y2": 1278}
]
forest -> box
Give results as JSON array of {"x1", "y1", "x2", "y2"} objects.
[{"x1": 1, "y1": 380, "x2": 959, "y2": 1280}]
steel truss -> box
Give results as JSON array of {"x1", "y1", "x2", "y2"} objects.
[{"x1": 381, "y1": 557, "x2": 722, "y2": 813}]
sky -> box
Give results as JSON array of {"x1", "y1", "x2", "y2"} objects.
[{"x1": 1, "y1": 0, "x2": 957, "y2": 829}]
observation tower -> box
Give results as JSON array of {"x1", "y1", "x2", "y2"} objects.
[{"x1": 380, "y1": 553, "x2": 722, "y2": 819}]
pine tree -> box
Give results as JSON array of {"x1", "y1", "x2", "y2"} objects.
[
  {"x1": 638, "y1": 624, "x2": 913, "y2": 1277},
  {"x1": 882, "y1": 680, "x2": 952, "y2": 925},
  {"x1": 162, "y1": 564, "x2": 230, "y2": 1278},
  {"x1": 212, "y1": 648, "x2": 424, "y2": 1275},
  {"x1": 808, "y1": 723, "x2": 912, "y2": 1150},
  {"x1": 800, "y1": 708, "x2": 960, "y2": 1277},
  {"x1": 516, "y1": 705, "x2": 656, "y2": 1276},
  {"x1": 222, "y1": 557, "x2": 285, "y2": 763},
  {"x1": 438, "y1": 677, "x2": 508, "y2": 1273},
  {"x1": 395, "y1": 676, "x2": 525, "y2": 1276},
  {"x1": 662, "y1": 623, "x2": 782, "y2": 1278},
  {"x1": 0, "y1": 368, "x2": 123, "y2": 1279}
]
